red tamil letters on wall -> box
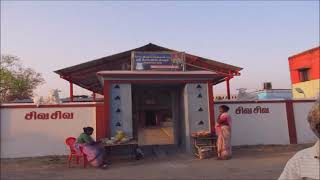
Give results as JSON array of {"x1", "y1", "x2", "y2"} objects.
[
  {"x1": 235, "y1": 106, "x2": 270, "y2": 114},
  {"x1": 25, "y1": 111, "x2": 74, "y2": 120}
]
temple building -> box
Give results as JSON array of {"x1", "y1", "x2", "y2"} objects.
[{"x1": 55, "y1": 43, "x2": 242, "y2": 151}]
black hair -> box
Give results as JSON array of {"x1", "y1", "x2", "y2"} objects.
[
  {"x1": 219, "y1": 105, "x2": 230, "y2": 112},
  {"x1": 83, "y1": 127, "x2": 94, "y2": 133}
]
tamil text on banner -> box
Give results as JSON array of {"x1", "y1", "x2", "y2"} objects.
[{"x1": 132, "y1": 51, "x2": 185, "y2": 71}]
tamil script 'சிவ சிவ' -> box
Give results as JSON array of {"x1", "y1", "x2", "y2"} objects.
[{"x1": 25, "y1": 111, "x2": 74, "y2": 120}]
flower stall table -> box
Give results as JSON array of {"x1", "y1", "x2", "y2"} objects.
[
  {"x1": 103, "y1": 140, "x2": 139, "y2": 161},
  {"x1": 192, "y1": 133, "x2": 217, "y2": 159}
]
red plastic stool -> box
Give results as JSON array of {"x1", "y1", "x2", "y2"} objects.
[{"x1": 65, "y1": 137, "x2": 88, "y2": 168}]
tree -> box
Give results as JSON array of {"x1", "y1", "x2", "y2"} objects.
[{"x1": 0, "y1": 55, "x2": 45, "y2": 103}]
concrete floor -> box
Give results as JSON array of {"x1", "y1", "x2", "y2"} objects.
[{"x1": 1, "y1": 144, "x2": 312, "y2": 180}]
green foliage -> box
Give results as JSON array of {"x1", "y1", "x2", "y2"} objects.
[{"x1": 0, "y1": 55, "x2": 45, "y2": 103}]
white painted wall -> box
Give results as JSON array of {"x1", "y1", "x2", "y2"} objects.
[
  {"x1": 1, "y1": 104, "x2": 96, "y2": 158},
  {"x1": 214, "y1": 102, "x2": 290, "y2": 146},
  {"x1": 293, "y1": 102, "x2": 318, "y2": 143},
  {"x1": 1, "y1": 100, "x2": 316, "y2": 158}
]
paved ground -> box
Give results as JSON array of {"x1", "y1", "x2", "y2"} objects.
[{"x1": 0, "y1": 144, "x2": 311, "y2": 180}]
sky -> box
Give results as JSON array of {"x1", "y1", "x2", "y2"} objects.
[{"x1": 1, "y1": 1, "x2": 319, "y2": 98}]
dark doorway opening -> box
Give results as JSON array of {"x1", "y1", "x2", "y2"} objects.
[
  {"x1": 145, "y1": 111, "x2": 157, "y2": 127},
  {"x1": 132, "y1": 84, "x2": 183, "y2": 145}
]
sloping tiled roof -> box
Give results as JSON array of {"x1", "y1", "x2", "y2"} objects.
[{"x1": 55, "y1": 43, "x2": 242, "y2": 94}]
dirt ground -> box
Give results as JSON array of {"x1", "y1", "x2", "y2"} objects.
[{"x1": 0, "y1": 144, "x2": 312, "y2": 180}]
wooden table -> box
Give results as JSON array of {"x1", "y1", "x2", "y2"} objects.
[
  {"x1": 103, "y1": 140, "x2": 139, "y2": 160},
  {"x1": 192, "y1": 135, "x2": 217, "y2": 159}
]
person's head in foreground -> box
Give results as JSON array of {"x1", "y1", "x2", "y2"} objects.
[
  {"x1": 279, "y1": 100, "x2": 319, "y2": 180},
  {"x1": 308, "y1": 102, "x2": 320, "y2": 138}
]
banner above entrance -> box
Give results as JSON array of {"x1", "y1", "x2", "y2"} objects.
[{"x1": 131, "y1": 51, "x2": 185, "y2": 71}]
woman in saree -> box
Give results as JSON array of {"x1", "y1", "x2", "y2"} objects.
[
  {"x1": 215, "y1": 105, "x2": 232, "y2": 160},
  {"x1": 75, "y1": 127, "x2": 108, "y2": 169}
]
